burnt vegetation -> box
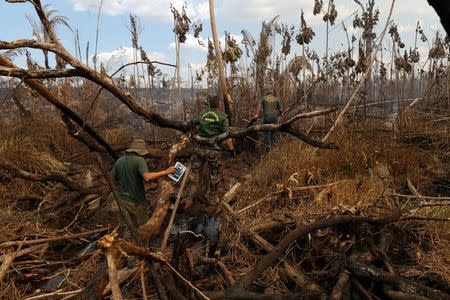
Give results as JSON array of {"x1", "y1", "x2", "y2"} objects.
[{"x1": 0, "y1": 0, "x2": 449, "y2": 299}]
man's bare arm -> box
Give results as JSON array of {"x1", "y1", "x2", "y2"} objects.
[
  {"x1": 225, "y1": 138, "x2": 234, "y2": 151},
  {"x1": 142, "y1": 166, "x2": 176, "y2": 182}
]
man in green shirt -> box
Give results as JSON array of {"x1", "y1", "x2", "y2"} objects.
[
  {"x1": 188, "y1": 96, "x2": 234, "y2": 254},
  {"x1": 254, "y1": 88, "x2": 282, "y2": 146},
  {"x1": 193, "y1": 95, "x2": 234, "y2": 151},
  {"x1": 191, "y1": 95, "x2": 235, "y2": 193},
  {"x1": 111, "y1": 139, "x2": 175, "y2": 228}
]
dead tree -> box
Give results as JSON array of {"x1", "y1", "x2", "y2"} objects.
[{"x1": 0, "y1": 0, "x2": 339, "y2": 151}]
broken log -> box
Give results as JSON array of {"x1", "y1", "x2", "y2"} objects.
[{"x1": 138, "y1": 179, "x2": 174, "y2": 241}]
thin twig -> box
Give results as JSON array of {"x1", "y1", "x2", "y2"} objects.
[
  {"x1": 393, "y1": 194, "x2": 450, "y2": 201},
  {"x1": 0, "y1": 79, "x2": 23, "y2": 103}
]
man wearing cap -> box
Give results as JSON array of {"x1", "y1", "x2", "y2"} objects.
[
  {"x1": 111, "y1": 139, "x2": 175, "y2": 228},
  {"x1": 254, "y1": 88, "x2": 282, "y2": 146}
]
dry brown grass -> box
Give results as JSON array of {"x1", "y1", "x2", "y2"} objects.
[{"x1": 218, "y1": 113, "x2": 450, "y2": 292}]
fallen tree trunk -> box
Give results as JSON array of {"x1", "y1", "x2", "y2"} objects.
[
  {"x1": 138, "y1": 179, "x2": 173, "y2": 241},
  {"x1": 194, "y1": 108, "x2": 339, "y2": 149}
]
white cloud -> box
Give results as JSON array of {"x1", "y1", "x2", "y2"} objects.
[
  {"x1": 94, "y1": 46, "x2": 166, "y2": 72},
  {"x1": 170, "y1": 34, "x2": 208, "y2": 52},
  {"x1": 398, "y1": 24, "x2": 417, "y2": 34},
  {"x1": 221, "y1": 0, "x2": 311, "y2": 23},
  {"x1": 70, "y1": 0, "x2": 209, "y2": 21},
  {"x1": 169, "y1": 33, "x2": 243, "y2": 53},
  {"x1": 220, "y1": 0, "x2": 358, "y2": 25}
]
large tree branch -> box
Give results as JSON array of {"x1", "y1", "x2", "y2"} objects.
[
  {"x1": 194, "y1": 108, "x2": 339, "y2": 149},
  {"x1": 282, "y1": 125, "x2": 338, "y2": 149},
  {"x1": 0, "y1": 39, "x2": 58, "y2": 53},
  {"x1": 0, "y1": 66, "x2": 82, "y2": 79},
  {"x1": 0, "y1": 38, "x2": 189, "y2": 132}
]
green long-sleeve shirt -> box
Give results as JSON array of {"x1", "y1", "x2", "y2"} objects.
[{"x1": 193, "y1": 108, "x2": 230, "y2": 138}]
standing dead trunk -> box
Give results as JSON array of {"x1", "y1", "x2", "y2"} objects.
[{"x1": 209, "y1": 0, "x2": 233, "y2": 122}]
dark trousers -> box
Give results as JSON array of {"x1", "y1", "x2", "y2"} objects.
[{"x1": 263, "y1": 116, "x2": 279, "y2": 146}]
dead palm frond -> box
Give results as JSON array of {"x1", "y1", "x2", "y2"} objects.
[
  {"x1": 288, "y1": 55, "x2": 312, "y2": 77},
  {"x1": 241, "y1": 29, "x2": 256, "y2": 56},
  {"x1": 26, "y1": 4, "x2": 72, "y2": 69}
]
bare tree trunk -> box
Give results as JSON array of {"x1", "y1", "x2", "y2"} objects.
[
  {"x1": 175, "y1": 34, "x2": 185, "y2": 121},
  {"x1": 209, "y1": 0, "x2": 233, "y2": 122}
]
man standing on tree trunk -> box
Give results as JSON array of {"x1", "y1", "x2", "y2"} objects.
[
  {"x1": 255, "y1": 87, "x2": 282, "y2": 147},
  {"x1": 111, "y1": 139, "x2": 175, "y2": 230}
]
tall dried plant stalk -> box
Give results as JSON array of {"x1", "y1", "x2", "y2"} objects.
[{"x1": 320, "y1": 0, "x2": 396, "y2": 144}]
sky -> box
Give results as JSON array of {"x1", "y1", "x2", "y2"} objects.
[{"x1": 0, "y1": 0, "x2": 445, "y2": 86}]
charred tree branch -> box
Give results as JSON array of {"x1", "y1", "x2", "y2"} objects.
[
  {"x1": 194, "y1": 108, "x2": 339, "y2": 149},
  {"x1": 0, "y1": 38, "x2": 190, "y2": 132},
  {"x1": 0, "y1": 157, "x2": 92, "y2": 192},
  {"x1": 0, "y1": 66, "x2": 82, "y2": 79},
  {"x1": 346, "y1": 260, "x2": 450, "y2": 300}
]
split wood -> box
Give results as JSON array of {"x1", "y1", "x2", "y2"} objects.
[
  {"x1": 105, "y1": 248, "x2": 123, "y2": 300},
  {"x1": 103, "y1": 267, "x2": 140, "y2": 297},
  {"x1": 161, "y1": 167, "x2": 190, "y2": 249},
  {"x1": 0, "y1": 241, "x2": 25, "y2": 282}
]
